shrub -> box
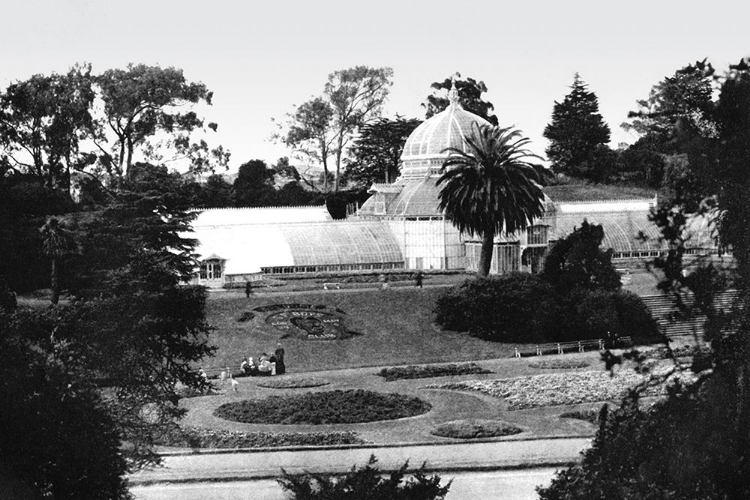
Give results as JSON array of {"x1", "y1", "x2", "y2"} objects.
[
  {"x1": 378, "y1": 363, "x2": 491, "y2": 382},
  {"x1": 214, "y1": 390, "x2": 432, "y2": 424},
  {"x1": 431, "y1": 419, "x2": 522, "y2": 439},
  {"x1": 434, "y1": 274, "x2": 557, "y2": 342},
  {"x1": 279, "y1": 455, "x2": 451, "y2": 500},
  {"x1": 555, "y1": 288, "x2": 660, "y2": 343}
]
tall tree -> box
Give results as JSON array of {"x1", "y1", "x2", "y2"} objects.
[
  {"x1": 0, "y1": 65, "x2": 97, "y2": 192},
  {"x1": 539, "y1": 219, "x2": 621, "y2": 293},
  {"x1": 233, "y1": 159, "x2": 277, "y2": 207},
  {"x1": 438, "y1": 123, "x2": 545, "y2": 277},
  {"x1": 97, "y1": 64, "x2": 229, "y2": 181},
  {"x1": 543, "y1": 73, "x2": 611, "y2": 180},
  {"x1": 423, "y1": 73, "x2": 499, "y2": 125},
  {"x1": 325, "y1": 66, "x2": 393, "y2": 191},
  {"x1": 277, "y1": 97, "x2": 335, "y2": 192},
  {"x1": 345, "y1": 116, "x2": 422, "y2": 186},
  {"x1": 276, "y1": 66, "x2": 393, "y2": 192}
]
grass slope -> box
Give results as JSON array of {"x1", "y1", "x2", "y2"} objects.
[{"x1": 204, "y1": 288, "x2": 516, "y2": 373}]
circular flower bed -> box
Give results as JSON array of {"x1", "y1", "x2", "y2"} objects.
[
  {"x1": 214, "y1": 389, "x2": 431, "y2": 425},
  {"x1": 432, "y1": 419, "x2": 522, "y2": 439},
  {"x1": 257, "y1": 377, "x2": 329, "y2": 389}
]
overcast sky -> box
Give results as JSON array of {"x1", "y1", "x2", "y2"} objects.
[{"x1": 2, "y1": 0, "x2": 748, "y2": 172}]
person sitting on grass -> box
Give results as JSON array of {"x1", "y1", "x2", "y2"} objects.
[
  {"x1": 258, "y1": 354, "x2": 272, "y2": 376},
  {"x1": 240, "y1": 357, "x2": 250, "y2": 376}
]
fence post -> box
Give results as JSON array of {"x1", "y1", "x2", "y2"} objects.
[
  {"x1": 578, "y1": 341, "x2": 583, "y2": 353},
  {"x1": 599, "y1": 339, "x2": 604, "y2": 350}
]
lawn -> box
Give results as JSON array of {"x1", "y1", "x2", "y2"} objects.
[{"x1": 202, "y1": 288, "x2": 519, "y2": 374}]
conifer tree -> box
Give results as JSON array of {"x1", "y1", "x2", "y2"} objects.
[{"x1": 544, "y1": 74, "x2": 611, "y2": 180}]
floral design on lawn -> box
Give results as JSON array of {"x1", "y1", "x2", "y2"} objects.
[{"x1": 425, "y1": 368, "x2": 696, "y2": 410}]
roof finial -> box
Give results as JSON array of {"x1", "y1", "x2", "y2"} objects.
[{"x1": 448, "y1": 74, "x2": 459, "y2": 107}]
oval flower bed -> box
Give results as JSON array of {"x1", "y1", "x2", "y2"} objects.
[
  {"x1": 432, "y1": 419, "x2": 522, "y2": 439},
  {"x1": 214, "y1": 389, "x2": 431, "y2": 425}
]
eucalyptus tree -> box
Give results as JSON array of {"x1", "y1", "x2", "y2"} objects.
[{"x1": 438, "y1": 123, "x2": 545, "y2": 277}]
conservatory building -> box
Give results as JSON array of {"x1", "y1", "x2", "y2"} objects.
[{"x1": 190, "y1": 84, "x2": 718, "y2": 287}]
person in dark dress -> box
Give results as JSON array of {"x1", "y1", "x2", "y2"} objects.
[
  {"x1": 245, "y1": 281, "x2": 253, "y2": 298},
  {"x1": 274, "y1": 343, "x2": 286, "y2": 375},
  {"x1": 415, "y1": 271, "x2": 423, "y2": 288}
]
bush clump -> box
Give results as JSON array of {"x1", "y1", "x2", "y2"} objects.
[
  {"x1": 435, "y1": 273, "x2": 558, "y2": 342},
  {"x1": 435, "y1": 222, "x2": 661, "y2": 345},
  {"x1": 432, "y1": 419, "x2": 522, "y2": 439},
  {"x1": 214, "y1": 390, "x2": 432, "y2": 424},
  {"x1": 378, "y1": 363, "x2": 491, "y2": 382}
]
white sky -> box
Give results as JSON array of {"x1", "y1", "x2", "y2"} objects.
[{"x1": 2, "y1": 0, "x2": 749, "y2": 172}]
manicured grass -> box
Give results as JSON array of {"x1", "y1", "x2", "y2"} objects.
[
  {"x1": 256, "y1": 377, "x2": 329, "y2": 389},
  {"x1": 432, "y1": 419, "x2": 523, "y2": 439},
  {"x1": 378, "y1": 363, "x2": 491, "y2": 382},
  {"x1": 213, "y1": 390, "x2": 431, "y2": 425},
  {"x1": 203, "y1": 288, "x2": 517, "y2": 373},
  {"x1": 155, "y1": 427, "x2": 365, "y2": 448}
]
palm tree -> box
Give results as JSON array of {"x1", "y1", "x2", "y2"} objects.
[
  {"x1": 40, "y1": 216, "x2": 77, "y2": 304},
  {"x1": 438, "y1": 123, "x2": 545, "y2": 277}
]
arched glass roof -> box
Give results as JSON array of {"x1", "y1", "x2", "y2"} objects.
[{"x1": 192, "y1": 220, "x2": 403, "y2": 275}]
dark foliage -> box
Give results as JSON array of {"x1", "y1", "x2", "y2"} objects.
[
  {"x1": 278, "y1": 455, "x2": 451, "y2": 500},
  {"x1": 434, "y1": 274, "x2": 558, "y2": 342},
  {"x1": 541, "y1": 57, "x2": 750, "y2": 500},
  {"x1": 544, "y1": 73, "x2": 612, "y2": 180},
  {"x1": 344, "y1": 116, "x2": 422, "y2": 186},
  {"x1": 214, "y1": 390, "x2": 431, "y2": 425},
  {"x1": 233, "y1": 159, "x2": 277, "y2": 207},
  {"x1": 0, "y1": 309, "x2": 130, "y2": 499},
  {"x1": 540, "y1": 220, "x2": 622, "y2": 294},
  {"x1": 434, "y1": 232, "x2": 659, "y2": 343},
  {"x1": 423, "y1": 73, "x2": 498, "y2": 125}
]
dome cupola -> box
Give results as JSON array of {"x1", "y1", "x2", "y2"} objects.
[{"x1": 399, "y1": 76, "x2": 490, "y2": 179}]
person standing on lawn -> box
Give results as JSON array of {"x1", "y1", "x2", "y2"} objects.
[
  {"x1": 275, "y1": 343, "x2": 286, "y2": 375},
  {"x1": 245, "y1": 281, "x2": 253, "y2": 298},
  {"x1": 415, "y1": 271, "x2": 423, "y2": 288}
]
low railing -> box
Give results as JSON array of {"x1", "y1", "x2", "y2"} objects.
[{"x1": 514, "y1": 337, "x2": 632, "y2": 358}]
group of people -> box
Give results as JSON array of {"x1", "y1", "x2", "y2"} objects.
[{"x1": 240, "y1": 343, "x2": 286, "y2": 376}]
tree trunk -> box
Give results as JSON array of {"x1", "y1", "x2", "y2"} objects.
[
  {"x1": 477, "y1": 231, "x2": 495, "y2": 278},
  {"x1": 50, "y1": 258, "x2": 59, "y2": 305}
]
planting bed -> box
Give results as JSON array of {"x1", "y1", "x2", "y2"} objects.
[
  {"x1": 156, "y1": 427, "x2": 365, "y2": 449},
  {"x1": 214, "y1": 389, "x2": 431, "y2": 425},
  {"x1": 378, "y1": 363, "x2": 491, "y2": 382},
  {"x1": 432, "y1": 419, "x2": 523, "y2": 439},
  {"x1": 256, "y1": 377, "x2": 329, "y2": 389},
  {"x1": 425, "y1": 368, "x2": 693, "y2": 410}
]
